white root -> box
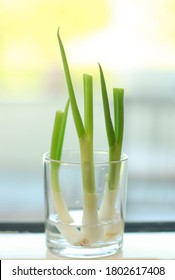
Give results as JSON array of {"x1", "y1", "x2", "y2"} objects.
[
  {"x1": 99, "y1": 185, "x2": 118, "y2": 220},
  {"x1": 81, "y1": 192, "x2": 104, "y2": 243},
  {"x1": 99, "y1": 185, "x2": 123, "y2": 241},
  {"x1": 54, "y1": 192, "x2": 86, "y2": 245},
  {"x1": 53, "y1": 186, "x2": 123, "y2": 245}
]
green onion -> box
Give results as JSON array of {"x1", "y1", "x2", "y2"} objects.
[
  {"x1": 50, "y1": 101, "x2": 87, "y2": 244},
  {"x1": 98, "y1": 64, "x2": 124, "y2": 161},
  {"x1": 50, "y1": 100, "x2": 69, "y2": 193},
  {"x1": 50, "y1": 29, "x2": 125, "y2": 244},
  {"x1": 57, "y1": 29, "x2": 103, "y2": 242},
  {"x1": 98, "y1": 65, "x2": 124, "y2": 239}
]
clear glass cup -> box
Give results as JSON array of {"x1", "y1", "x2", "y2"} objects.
[{"x1": 43, "y1": 150, "x2": 128, "y2": 259}]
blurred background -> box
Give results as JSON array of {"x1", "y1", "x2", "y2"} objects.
[{"x1": 0, "y1": 0, "x2": 175, "y2": 225}]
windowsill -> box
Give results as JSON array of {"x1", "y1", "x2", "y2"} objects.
[{"x1": 0, "y1": 232, "x2": 175, "y2": 259}]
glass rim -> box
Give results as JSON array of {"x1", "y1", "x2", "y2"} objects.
[{"x1": 43, "y1": 150, "x2": 128, "y2": 166}]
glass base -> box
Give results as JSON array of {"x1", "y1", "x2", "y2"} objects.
[
  {"x1": 46, "y1": 211, "x2": 124, "y2": 258},
  {"x1": 48, "y1": 244, "x2": 122, "y2": 259},
  {"x1": 46, "y1": 233, "x2": 123, "y2": 259}
]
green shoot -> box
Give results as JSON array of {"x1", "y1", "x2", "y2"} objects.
[
  {"x1": 50, "y1": 100, "x2": 86, "y2": 244},
  {"x1": 84, "y1": 74, "x2": 93, "y2": 139},
  {"x1": 50, "y1": 100, "x2": 69, "y2": 192},
  {"x1": 50, "y1": 99, "x2": 69, "y2": 161},
  {"x1": 98, "y1": 63, "x2": 116, "y2": 148},
  {"x1": 99, "y1": 63, "x2": 124, "y2": 163},
  {"x1": 98, "y1": 64, "x2": 125, "y2": 238},
  {"x1": 113, "y1": 88, "x2": 124, "y2": 158},
  {"x1": 81, "y1": 73, "x2": 96, "y2": 194},
  {"x1": 57, "y1": 29, "x2": 96, "y2": 193},
  {"x1": 57, "y1": 29, "x2": 103, "y2": 242},
  {"x1": 57, "y1": 28, "x2": 85, "y2": 138}
]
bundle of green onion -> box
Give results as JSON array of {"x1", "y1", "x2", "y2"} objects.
[{"x1": 49, "y1": 28, "x2": 124, "y2": 245}]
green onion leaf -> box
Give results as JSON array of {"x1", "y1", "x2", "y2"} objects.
[
  {"x1": 50, "y1": 99, "x2": 69, "y2": 161},
  {"x1": 113, "y1": 88, "x2": 124, "y2": 158},
  {"x1": 57, "y1": 28, "x2": 85, "y2": 138},
  {"x1": 98, "y1": 63, "x2": 116, "y2": 147},
  {"x1": 84, "y1": 74, "x2": 93, "y2": 138}
]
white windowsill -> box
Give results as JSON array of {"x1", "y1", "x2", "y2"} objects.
[{"x1": 0, "y1": 232, "x2": 175, "y2": 259}]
